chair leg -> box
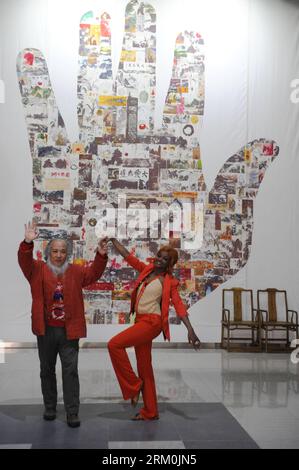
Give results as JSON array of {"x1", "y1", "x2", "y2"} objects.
[
  {"x1": 253, "y1": 326, "x2": 260, "y2": 348},
  {"x1": 221, "y1": 323, "x2": 224, "y2": 349},
  {"x1": 227, "y1": 328, "x2": 230, "y2": 352},
  {"x1": 258, "y1": 326, "x2": 262, "y2": 351}
]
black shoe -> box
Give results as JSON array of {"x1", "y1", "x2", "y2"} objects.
[
  {"x1": 67, "y1": 414, "x2": 80, "y2": 428},
  {"x1": 43, "y1": 409, "x2": 56, "y2": 421}
]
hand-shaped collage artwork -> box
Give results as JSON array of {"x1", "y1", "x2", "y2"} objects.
[{"x1": 16, "y1": 0, "x2": 279, "y2": 325}]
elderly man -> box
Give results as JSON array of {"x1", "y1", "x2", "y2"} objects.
[{"x1": 18, "y1": 221, "x2": 108, "y2": 428}]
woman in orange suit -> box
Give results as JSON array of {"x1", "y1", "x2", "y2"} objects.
[{"x1": 107, "y1": 238, "x2": 201, "y2": 421}]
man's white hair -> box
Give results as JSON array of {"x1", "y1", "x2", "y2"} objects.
[
  {"x1": 44, "y1": 238, "x2": 73, "y2": 261},
  {"x1": 45, "y1": 238, "x2": 73, "y2": 276}
]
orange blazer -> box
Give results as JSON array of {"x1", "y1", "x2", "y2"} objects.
[{"x1": 124, "y1": 253, "x2": 188, "y2": 341}]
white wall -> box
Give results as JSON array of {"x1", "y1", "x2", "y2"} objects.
[{"x1": 0, "y1": 0, "x2": 298, "y2": 342}]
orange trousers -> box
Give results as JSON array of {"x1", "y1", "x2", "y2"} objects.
[{"x1": 108, "y1": 313, "x2": 162, "y2": 419}]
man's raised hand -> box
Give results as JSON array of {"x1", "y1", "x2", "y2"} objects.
[
  {"x1": 97, "y1": 237, "x2": 109, "y2": 256},
  {"x1": 24, "y1": 221, "x2": 39, "y2": 243}
]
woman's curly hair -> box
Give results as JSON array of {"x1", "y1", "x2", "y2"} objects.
[{"x1": 157, "y1": 245, "x2": 179, "y2": 274}]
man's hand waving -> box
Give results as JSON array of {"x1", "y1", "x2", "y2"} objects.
[{"x1": 24, "y1": 221, "x2": 39, "y2": 244}]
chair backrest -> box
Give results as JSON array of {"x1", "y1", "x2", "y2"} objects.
[
  {"x1": 223, "y1": 288, "x2": 253, "y2": 322},
  {"x1": 257, "y1": 289, "x2": 288, "y2": 322}
]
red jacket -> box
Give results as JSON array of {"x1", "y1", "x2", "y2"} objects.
[
  {"x1": 125, "y1": 253, "x2": 188, "y2": 341},
  {"x1": 18, "y1": 241, "x2": 108, "y2": 339}
]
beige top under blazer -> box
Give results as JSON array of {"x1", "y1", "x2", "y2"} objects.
[{"x1": 135, "y1": 278, "x2": 163, "y2": 315}]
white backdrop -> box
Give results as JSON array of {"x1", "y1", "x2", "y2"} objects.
[{"x1": 0, "y1": 0, "x2": 298, "y2": 342}]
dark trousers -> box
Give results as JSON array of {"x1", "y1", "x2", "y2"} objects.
[{"x1": 37, "y1": 326, "x2": 79, "y2": 415}]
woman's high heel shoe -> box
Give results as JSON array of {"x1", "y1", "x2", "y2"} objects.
[
  {"x1": 132, "y1": 413, "x2": 159, "y2": 421},
  {"x1": 131, "y1": 381, "x2": 143, "y2": 407}
]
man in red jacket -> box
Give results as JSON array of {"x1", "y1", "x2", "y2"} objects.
[{"x1": 18, "y1": 221, "x2": 108, "y2": 428}]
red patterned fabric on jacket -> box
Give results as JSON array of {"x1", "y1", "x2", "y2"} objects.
[{"x1": 47, "y1": 281, "x2": 65, "y2": 327}]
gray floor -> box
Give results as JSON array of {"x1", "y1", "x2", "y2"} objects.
[
  {"x1": 0, "y1": 402, "x2": 258, "y2": 449},
  {"x1": 0, "y1": 348, "x2": 298, "y2": 449}
]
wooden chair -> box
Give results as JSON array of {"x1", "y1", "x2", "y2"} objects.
[
  {"x1": 257, "y1": 289, "x2": 298, "y2": 352},
  {"x1": 221, "y1": 288, "x2": 262, "y2": 352}
]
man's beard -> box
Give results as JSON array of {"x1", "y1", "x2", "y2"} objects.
[{"x1": 46, "y1": 259, "x2": 69, "y2": 276}]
